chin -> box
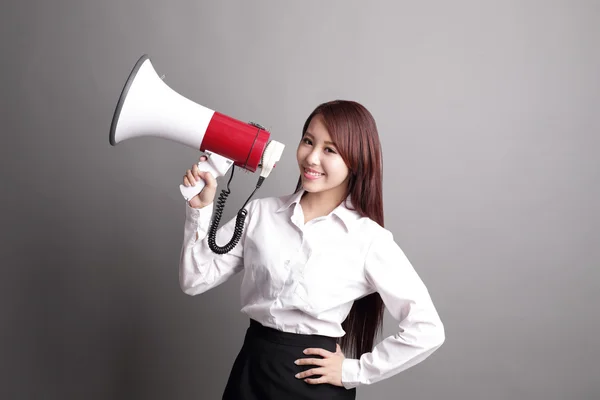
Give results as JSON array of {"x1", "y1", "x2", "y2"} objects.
[
  {"x1": 300, "y1": 180, "x2": 319, "y2": 191},
  {"x1": 301, "y1": 182, "x2": 329, "y2": 194}
]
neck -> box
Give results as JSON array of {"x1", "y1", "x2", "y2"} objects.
[{"x1": 299, "y1": 189, "x2": 347, "y2": 222}]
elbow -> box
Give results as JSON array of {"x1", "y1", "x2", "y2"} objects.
[
  {"x1": 398, "y1": 316, "x2": 445, "y2": 350},
  {"x1": 179, "y1": 280, "x2": 195, "y2": 296},
  {"x1": 431, "y1": 318, "x2": 446, "y2": 348},
  {"x1": 179, "y1": 257, "x2": 207, "y2": 296},
  {"x1": 179, "y1": 276, "x2": 206, "y2": 296},
  {"x1": 412, "y1": 316, "x2": 445, "y2": 350},
  {"x1": 180, "y1": 284, "x2": 197, "y2": 296}
]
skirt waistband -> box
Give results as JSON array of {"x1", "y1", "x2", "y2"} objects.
[{"x1": 247, "y1": 319, "x2": 338, "y2": 349}]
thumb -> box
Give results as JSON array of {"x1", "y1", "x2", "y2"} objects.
[{"x1": 336, "y1": 343, "x2": 342, "y2": 353}]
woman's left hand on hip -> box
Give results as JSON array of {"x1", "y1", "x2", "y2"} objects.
[{"x1": 294, "y1": 343, "x2": 346, "y2": 387}]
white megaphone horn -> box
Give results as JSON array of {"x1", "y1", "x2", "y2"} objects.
[{"x1": 110, "y1": 54, "x2": 285, "y2": 254}]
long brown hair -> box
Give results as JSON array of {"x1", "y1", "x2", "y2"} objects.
[{"x1": 295, "y1": 100, "x2": 385, "y2": 359}]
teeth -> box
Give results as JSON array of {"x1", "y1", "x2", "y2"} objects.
[{"x1": 305, "y1": 169, "x2": 323, "y2": 176}]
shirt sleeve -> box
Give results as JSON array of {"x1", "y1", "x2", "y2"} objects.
[
  {"x1": 179, "y1": 200, "x2": 250, "y2": 296},
  {"x1": 341, "y1": 230, "x2": 445, "y2": 389}
]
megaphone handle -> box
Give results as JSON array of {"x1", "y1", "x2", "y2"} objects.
[
  {"x1": 179, "y1": 166, "x2": 208, "y2": 201},
  {"x1": 179, "y1": 153, "x2": 234, "y2": 201}
]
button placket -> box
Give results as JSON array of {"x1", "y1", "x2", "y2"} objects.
[
  {"x1": 291, "y1": 234, "x2": 314, "y2": 304},
  {"x1": 297, "y1": 237, "x2": 312, "y2": 276},
  {"x1": 275, "y1": 258, "x2": 294, "y2": 298}
]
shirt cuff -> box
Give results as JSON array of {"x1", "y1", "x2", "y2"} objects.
[
  {"x1": 185, "y1": 202, "x2": 213, "y2": 243},
  {"x1": 341, "y1": 358, "x2": 361, "y2": 389}
]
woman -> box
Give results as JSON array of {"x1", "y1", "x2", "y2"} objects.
[{"x1": 180, "y1": 100, "x2": 445, "y2": 399}]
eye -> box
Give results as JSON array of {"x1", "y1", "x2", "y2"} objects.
[
  {"x1": 325, "y1": 147, "x2": 337, "y2": 154},
  {"x1": 302, "y1": 137, "x2": 313, "y2": 145}
]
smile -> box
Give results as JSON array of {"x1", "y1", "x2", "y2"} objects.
[{"x1": 303, "y1": 168, "x2": 325, "y2": 179}]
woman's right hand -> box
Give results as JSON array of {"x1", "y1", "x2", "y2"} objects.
[{"x1": 183, "y1": 155, "x2": 218, "y2": 209}]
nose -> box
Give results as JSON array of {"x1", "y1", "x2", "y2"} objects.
[{"x1": 305, "y1": 147, "x2": 320, "y2": 166}]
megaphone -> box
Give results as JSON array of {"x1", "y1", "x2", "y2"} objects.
[{"x1": 110, "y1": 54, "x2": 285, "y2": 254}]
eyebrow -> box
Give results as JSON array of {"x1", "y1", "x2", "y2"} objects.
[{"x1": 304, "y1": 132, "x2": 336, "y2": 146}]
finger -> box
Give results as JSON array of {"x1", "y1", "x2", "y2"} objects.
[
  {"x1": 198, "y1": 155, "x2": 208, "y2": 162},
  {"x1": 183, "y1": 176, "x2": 190, "y2": 186},
  {"x1": 336, "y1": 343, "x2": 342, "y2": 353},
  {"x1": 295, "y1": 358, "x2": 326, "y2": 366},
  {"x1": 304, "y1": 376, "x2": 329, "y2": 385},
  {"x1": 303, "y1": 348, "x2": 331, "y2": 358},
  {"x1": 192, "y1": 163, "x2": 201, "y2": 180},
  {"x1": 295, "y1": 367, "x2": 326, "y2": 379},
  {"x1": 186, "y1": 170, "x2": 196, "y2": 186}
]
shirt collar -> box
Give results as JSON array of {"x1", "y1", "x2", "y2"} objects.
[{"x1": 276, "y1": 189, "x2": 360, "y2": 232}]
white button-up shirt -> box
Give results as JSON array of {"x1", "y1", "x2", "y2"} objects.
[{"x1": 179, "y1": 189, "x2": 445, "y2": 389}]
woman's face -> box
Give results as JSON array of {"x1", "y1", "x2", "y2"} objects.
[{"x1": 296, "y1": 114, "x2": 350, "y2": 199}]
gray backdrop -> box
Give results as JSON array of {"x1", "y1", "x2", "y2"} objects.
[{"x1": 1, "y1": 0, "x2": 598, "y2": 399}]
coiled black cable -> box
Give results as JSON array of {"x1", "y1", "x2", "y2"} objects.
[{"x1": 207, "y1": 167, "x2": 264, "y2": 254}]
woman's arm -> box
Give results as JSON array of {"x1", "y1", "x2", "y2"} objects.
[{"x1": 341, "y1": 230, "x2": 445, "y2": 389}]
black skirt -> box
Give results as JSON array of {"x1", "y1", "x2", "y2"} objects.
[{"x1": 222, "y1": 319, "x2": 357, "y2": 400}]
